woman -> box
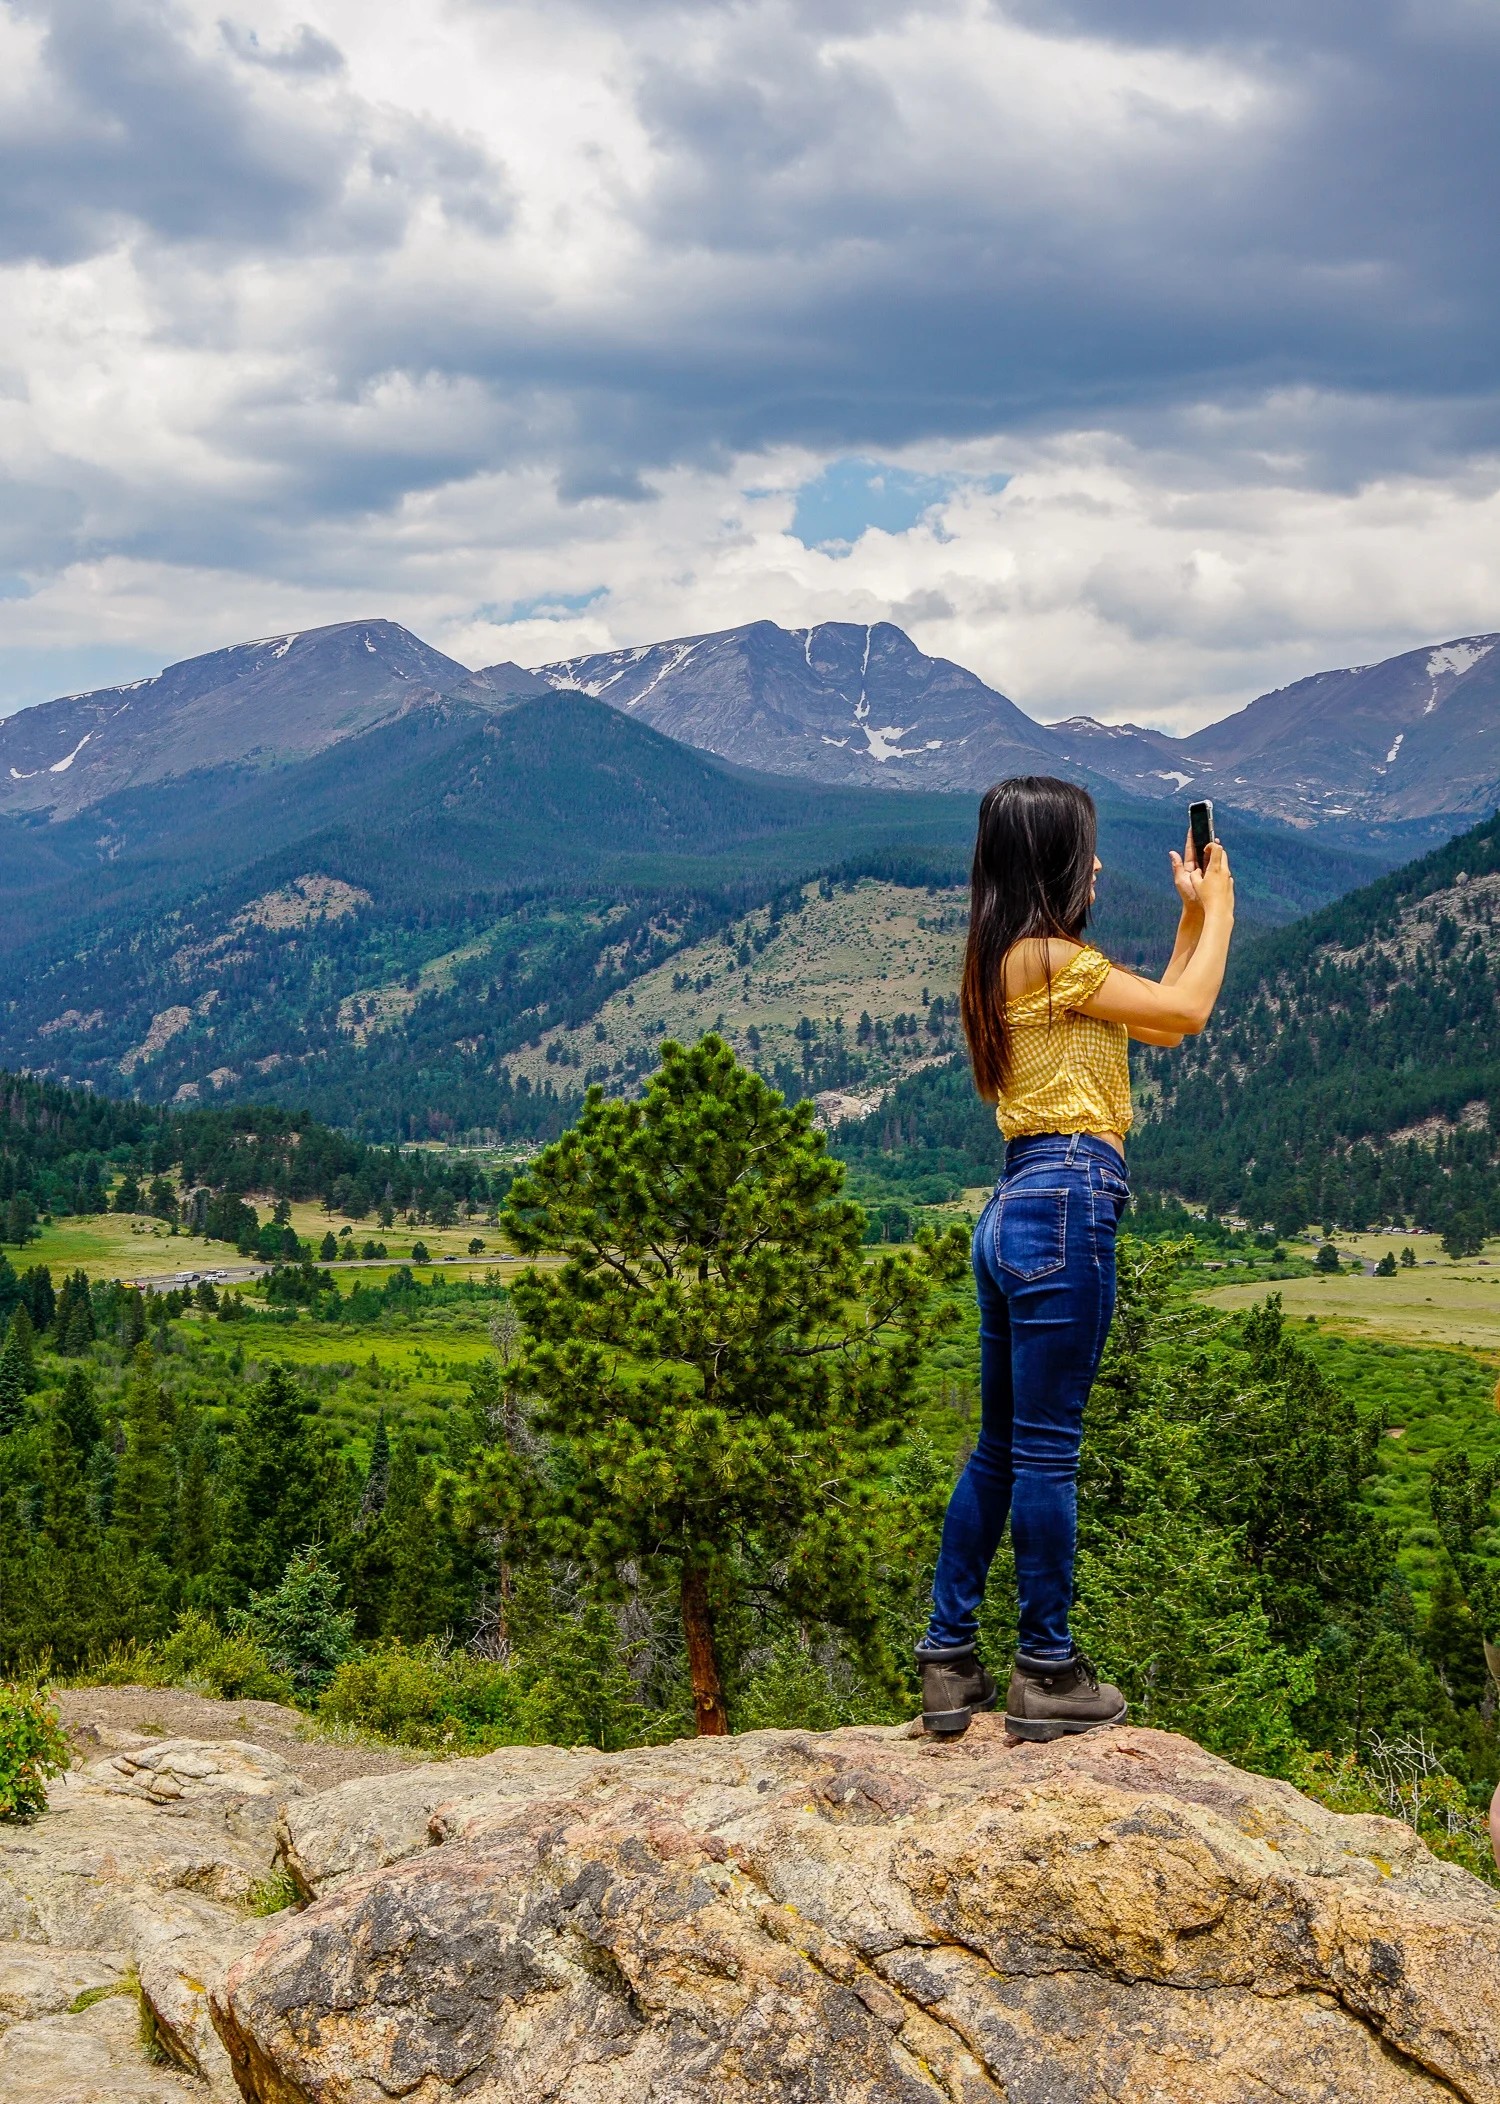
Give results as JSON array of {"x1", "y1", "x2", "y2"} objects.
[{"x1": 916, "y1": 775, "x2": 1235, "y2": 1740}]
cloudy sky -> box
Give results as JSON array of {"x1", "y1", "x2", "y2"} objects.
[{"x1": 2, "y1": 0, "x2": 1498, "y2": 731}]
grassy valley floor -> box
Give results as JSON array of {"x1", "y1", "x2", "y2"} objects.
[
  {"x1": 15, "y1": 1199, "x2": 525, "y2": 1287},
  {"x1": 1199, "y1": 1232, "x2": 1500, "y2": 1354}
]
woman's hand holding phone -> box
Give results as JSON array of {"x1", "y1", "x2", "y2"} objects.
[
  {"x1": 1170, "y1": 826, "x2": 1233, "y2": 919},
  {"x1": 1170, "y1": 826, "x2": 1208, "y2": 915},
  {"x1": 1198, "y1": 839, "x2": 1234, "y2": 921}
]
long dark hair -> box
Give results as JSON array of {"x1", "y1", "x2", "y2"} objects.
[{"x1": 961, "y1": 775, "x2": 1099, "y2": 1099}]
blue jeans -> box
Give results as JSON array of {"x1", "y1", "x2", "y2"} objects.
[{"x1": 922, "y1": 1132, "x2": 1128, "y2": 1660}]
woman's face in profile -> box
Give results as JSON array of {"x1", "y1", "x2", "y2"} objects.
[{"x1": 1090, "y1": 855, "x2": 1101, "y2": 906}]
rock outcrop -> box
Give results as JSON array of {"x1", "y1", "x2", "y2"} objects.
[
  {"x1": 217, "y1": 1717, "x2": 1500, "y2": 2103},
  {"x1": 7, "y1": 1698, "x2": 1500, "y2": 2102},
  {"x1": 0, "y1": 1721, "x2": 302, "y2": 2102}
]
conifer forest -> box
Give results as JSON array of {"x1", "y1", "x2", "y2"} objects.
[{"x1": 2, "y1": 1026, "x2": 1499, "y2": 1882}]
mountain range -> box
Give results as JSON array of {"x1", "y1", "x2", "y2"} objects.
[
  {"x1": 541, "y1": 621, "x2": 1500, "y2": 837},
  {"x1": 0, "y1": 621, "x2": 547, "y2": 824},
  {"x1": 0, "y1": 676, "x2": 1378, "y2": 1134},
  {"x1": 0, "y1": 607, "x2": 1493, "y2": 1161},
  {"x1": 2, "y1": 615, "x2": 1496, "y2": 844}
]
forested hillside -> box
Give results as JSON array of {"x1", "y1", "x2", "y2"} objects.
[
  {"x1": 0, "y1": 1071, "x2": 505, "y2": 1246},
  {"x1": 0, "y1": 1051, "x2": 1495, "y2": 1877},
  {"x1": 1131, "y1": 809, "x2": 1500, "y2": 1241}
]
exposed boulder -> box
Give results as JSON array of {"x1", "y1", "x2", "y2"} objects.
[
  {"x1": 0, "y1": 1945, "x2": 128, "y2": 2024},
  {"x1": 0, "y1": 1988, "x2": 204, "y2": 2104},
  {"x1": 0, "y1": 1724, "x2": 303, "y2": 2102},
  {"x1": 218, "y1": 1718, "x2": 1500, "y2": 2103},
  {"x1": 278, "y1": 1739, "x2": 603, "y2": 1897}
]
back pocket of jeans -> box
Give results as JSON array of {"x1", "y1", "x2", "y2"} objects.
[{"x1": 993, "y1": 1187, "x2": 1068, "y2": 1280}]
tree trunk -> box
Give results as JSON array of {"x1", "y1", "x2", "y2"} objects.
[{"x1": 680, "y1": 1562, "x2": 728, "y2": 1735}]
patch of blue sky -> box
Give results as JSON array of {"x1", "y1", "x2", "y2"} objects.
[
  {"x1": 479, "y1": 587, "x2": 608, "y2": 623},
  {"x1": 788, "y1": 460, "x2": 1007, "y2": 552},
  {"x1": 0, "y1": 642, "x2": 160, "y2": 719}
]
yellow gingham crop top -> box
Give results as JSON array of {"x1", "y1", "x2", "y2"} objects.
[{"x1": 995, "y1": 944, "x2": 1132, "y2": 1141}]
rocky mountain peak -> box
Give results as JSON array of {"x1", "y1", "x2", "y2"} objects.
[
  {"x1": 1059, "y1": 631, "x2": 1500, "y2": 825},
  {"x1": 537, "y1": 616, "x2": 1071, "y2": 791},
  {"x1": 0, "y1": 619, "x2": 474, "y2": 821}
]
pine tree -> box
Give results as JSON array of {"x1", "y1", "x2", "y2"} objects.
[
  {"x1": 360, "y1": 1411, "x2": 391, "y2": 1522},
  {"x1": 0, "y1": 1308, "x2": 38, "y2": 1435},
  {"x1": 515, "y1": 1591, "x2": 652, "y2": 1750},
  {"x1": 59, "y1": 1270, "x2": 97, "y2": 1355},
  {"x1": 112, "y1": 1344, "x2": 175, "y2": 1564},
  {"x1": 382, "y1": 1439, "x2": 452, "y2": 1643},
  {"x1": 53, "y1": 1269, "x2": 83, "y2": 1344},
  {"x1": 120, "y1": 1290, "x2": 147, "y2": 1349},
  {"x1": 56, "y1": 1366, "x2": 102, "y2": 1452},
  {"x1": 39, "y1": 1406, "x2": 89, "y2": 1548},
  {"x1": 502, "y1": 1035, "x2": 964, "y2": 1734},
  {"x1": 463, "y1": 1348, "x2": 539, "y2": 1652},
  {"x1": 177, "y1": 1420, "x2": 218, "y2": 1580},
  {"x1": 86, "y1": 1435, "x2": 117, "y2": 1532},
  {"x1": 234, "y1": 1545, "x2": 355, "y2": 1694},
  {"x1": 214, "y1": 1364, "x2": 327, "y2": 1601},
  {"x1": 1423, "y1": 1563, "x2": 1489, "y2": 1710},
  {"x1": 19, "y1": 1266, "x2": 55, "y2": 1335},
  {"x1": 0, "y1": 1352, "x2": 24, "y2": 1438},
  {"x1": 0, "y1": 1308, "x2": 38, "y2": 1395}
]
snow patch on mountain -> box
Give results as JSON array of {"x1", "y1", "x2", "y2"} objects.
[
  {"x1": 50, "y1": 733, "x2": 92, "y2": 774},
  {"x1": 863, "y1": 723, "x2": 919, "y2": 761},
  {"x1": 1427, "y1": 640, "x2": 1494, "y2": 684},
  {"x1": 1423, "y1": 637, "x2": 1496, "y2": 713}
]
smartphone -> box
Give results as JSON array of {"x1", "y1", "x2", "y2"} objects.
[{"x1": 1188, "y1": 799, "x2": 1216, "y2": 873}]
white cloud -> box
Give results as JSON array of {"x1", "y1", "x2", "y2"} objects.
[
  {"x1": 0, "y1": 0, "x2": 1498, "y2": 722},
  {"x1": 8, "y1": 412, "x2": 1499, "y2": 732}
]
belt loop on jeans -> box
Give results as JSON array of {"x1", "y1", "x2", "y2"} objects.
[{"x1": 1065, "y1": 1133, "x2": 1081, "y2": 1166}]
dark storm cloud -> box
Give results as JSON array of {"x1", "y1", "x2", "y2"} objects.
[
  {"x1": 3, "y1": 0, "x2": 1498, "y2": 586},
  {"x1": 0, "y1": 0, "x2": 509, "y2": 263},
  {"x1": 0, "y1": 0, "x2": 350, "y2": 260},
  {"x1": 191, "y1": 0, "x2": 1494, "y2": 524},
  {"x1": 612, "y1": 3, "x2": 1500, "y2": 417}
]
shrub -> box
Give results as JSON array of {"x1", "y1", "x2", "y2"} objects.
[
  {"x1": 157, "y1": 1612, "x2": 294, "y2": 1704},
  {"x1": 0, "y1": 1682, "x2": 71, "y2": 1820},
  {"x1": 245, "y1": 1866, "x2": 300, "y2": 1915},
  {"x1": 319, "y1": 1640, "x2": 521, "y2": 1750},
  {"x1": 68, "y1": 1641, "x2": 169, "y2": 1689},
  {"x1": 1296, "y1": 1733, "x2": 1499, "y2": 1886},
  {"x1": 732, "y1": 1635, "x2": 859, "y2": 1733},
  {"x1": 508, "y1": 1597, "x2": 672, "y2": 1751}
]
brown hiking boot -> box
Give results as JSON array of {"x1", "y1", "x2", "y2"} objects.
[
  {"x1": 915, "y1": 1645, "x2": 998, "y2": 1737},
  {"x1": 1005, "y1": 1647, "x2": 1127, "y2": 1740}
]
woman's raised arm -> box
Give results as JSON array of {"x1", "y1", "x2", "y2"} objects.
[{"x1": 1079, "y1": 840, "x2": 1234, "y2": 1040}]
